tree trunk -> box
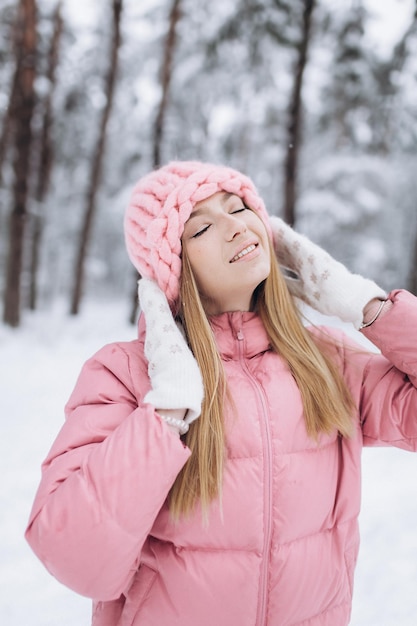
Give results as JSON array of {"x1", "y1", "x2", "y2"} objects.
[
  {"x1": 128, "y1": 275, "x2": 140, "y2": 325},
  {"x1": 283, "y1": 0, "x2": 315, "y2": 226},
  {"x1": 153, "y1": 0, "x2": 182, "y2": 168},
  {"x1": 406, "y1": 4, "x2": 417, "y2": 293},
  {"x1": 0, "y1": 12, "x2": 20, "y2": 185},
  {"x1": 29, "y1": 1, "x2": 63, "y2": 311},
  {"x1": 70, "y1": 0, "x2": 123, "y2": 315},
  {"x1": 0, "y1": 70, "x2": 18, "y2": 186},
  {"x1": 409, "y1": 232, "x2": 417, "y2": 295},
  {"x1": 3, "y1": 0, "x2": 37, "y2": 327},
  {"x1": 130, "y1": 0, "x2": 182, "y2": 324}
]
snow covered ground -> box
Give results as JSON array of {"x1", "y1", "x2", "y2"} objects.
[{"x1": 1, "y1": 299, "x2": 416, "y2": 625}]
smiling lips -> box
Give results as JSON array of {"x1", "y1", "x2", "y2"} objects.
[{"x1": 230, "y1": 243, "x2": 258, "y2": 263}]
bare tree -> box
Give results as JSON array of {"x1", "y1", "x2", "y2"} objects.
[
  {"x1": 70, "y1": 0, "x2": 123, "y2": 315},
  {"x1": 28, "y1": 1, "x2": 63, "y2": 310},
  {"x1": 406, "y1": 4, "x2": 417, "y2": 294},
  {"x1": 0, "y1": 7, "x2": 20, "y2": 185},
  {"x1": 3, "y1": 0, "x2": 37, "y2": 327},
  {"x1": 409, "y1": 8, "x2": 417, "y2": 293},
  {"x1": 0, "y1": 68, "x2": 18, "y2": 186},
  {"x1": 129, "y1": 0, "x2": 182, "y2": 324},
  {"x1": 283, "y1": 0, "x2": 315, "y2": 226},
  {"x1": 153, "y1": 0, "x2": 182, "y2": 168}
]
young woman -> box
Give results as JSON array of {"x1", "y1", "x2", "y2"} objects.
[{"x1": 26, "y1": 161, "x2": 417, "y2": 626}]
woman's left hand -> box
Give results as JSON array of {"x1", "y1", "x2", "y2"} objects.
[{"x1": 269, "y1": 216, "x2": 387, "y2": 329}]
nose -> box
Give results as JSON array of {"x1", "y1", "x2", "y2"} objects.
[{"x1": 223, "y1": 213, "x2": 247, "y2": 241}]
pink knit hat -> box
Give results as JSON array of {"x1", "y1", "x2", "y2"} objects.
[{"x1": 124, "y1": 161, "x2": 272, "y2": 306}]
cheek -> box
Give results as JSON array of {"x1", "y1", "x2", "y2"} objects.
[
  {"x1": 184, "y1": 241, "x2": 212, "y2": 284},
  {"x1": 191, "y1": 257, "x2": 216, "y2": 292},
  {"x1": 187, "y1": 247, "x2": 225, "y2": 299},
  {"x1": 185, "y1": 233, "x2": 222, "y2": 269}
]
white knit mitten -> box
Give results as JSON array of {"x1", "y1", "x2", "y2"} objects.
[
  {"x1": 270, "y1": 216, "x2": 387, "y2": 329},
  {"x1": 139, "y1": 278, "x2": 204, "y2": 425}
]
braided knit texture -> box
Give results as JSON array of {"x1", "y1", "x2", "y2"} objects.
[{"x1": 124, "y1": 161, "x2": 271, "y2": 306}]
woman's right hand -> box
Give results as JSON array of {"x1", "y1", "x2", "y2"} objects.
[{"x1": 139, "y1": 278, "x2": 204, "y2": 433}]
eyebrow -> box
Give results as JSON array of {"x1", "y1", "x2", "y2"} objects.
[{"x1": 187, "y1": 192, "x2": 234, "y2": 221}]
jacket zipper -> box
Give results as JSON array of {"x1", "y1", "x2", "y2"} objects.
[{"x1": 236, "y1": 324, "x2": 273, "y2": 626}]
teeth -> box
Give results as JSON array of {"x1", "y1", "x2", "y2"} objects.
[{"x1": 231, "y1": 244, "x2": 256, "y2": 263}]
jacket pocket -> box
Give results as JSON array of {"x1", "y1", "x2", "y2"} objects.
[{"x1": 118, "y1": 564, "x2": 157, "y2": 626}]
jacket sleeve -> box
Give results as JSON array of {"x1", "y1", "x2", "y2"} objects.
[
  {"x1": 358, "y1": 289, "x2": 417, "y2": 449},
  {"x1": 25, "y1": 341, "x2": 191, "y2": 601}
]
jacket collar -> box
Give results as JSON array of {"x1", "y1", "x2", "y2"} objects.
[
  {"x1": 209, "y1": 311, "x2": 271, "y2": 361},
  {"x1": 137, "y1": 310, "x2": 271, "y2": 362}
]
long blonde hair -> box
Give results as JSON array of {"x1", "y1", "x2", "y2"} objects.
[{"x1": 169, "y1": 240, "x2": 355, "y2": 519}]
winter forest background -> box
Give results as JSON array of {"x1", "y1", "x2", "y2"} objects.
[
  {"x1": 1, "y1": 0, "x2": 417, "y2": 624},
  {"x1": 1, "y1": 0, "x2": 417, "y2": 323}
]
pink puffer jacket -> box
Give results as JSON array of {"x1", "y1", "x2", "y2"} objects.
[{"x1": 26, "y1": 290, "x2": 417, "y2": 626}]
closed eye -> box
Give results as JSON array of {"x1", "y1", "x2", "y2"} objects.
[
  {"x1": 192, "y1": 224, "x2": 210, "y2": 238},
  {"x1": 230, "y1": 205, "x2": 248, "y2": 214},
  {"x1": 191, "y1": 204, "x2": 248, "y2": 237}
]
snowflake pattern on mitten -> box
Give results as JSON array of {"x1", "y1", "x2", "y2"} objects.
[
  {"x1": 270, "y1": 216, "x2": 386, "y2": 328},
  {"x1": 138, "y1": 278, "x2": 204, "y2": 422}
]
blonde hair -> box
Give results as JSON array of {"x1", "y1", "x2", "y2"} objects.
[{"x1": 169, "y1": 241, "x2": 355, "y2": 519}]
